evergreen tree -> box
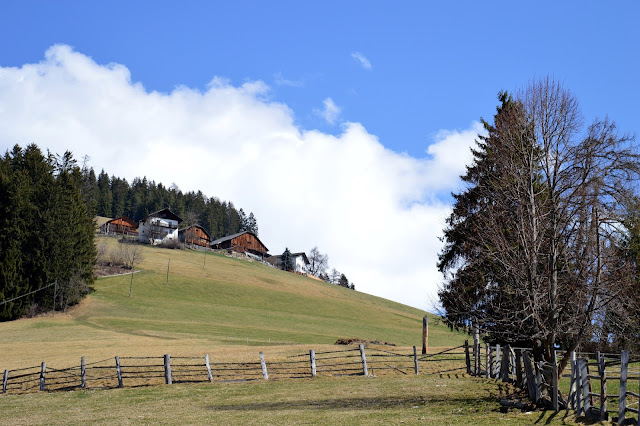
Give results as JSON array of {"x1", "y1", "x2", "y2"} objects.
[
  {"x1": 96, "y1": 170, "x2": 112, "y2": 217},
  {"x1": 247, "y1": 212, "x2": 258, "y2": 236},
  {"x1": 281, "y1": 248, "x2": 294, "y2": 271},
  {"x1": 338, "y1": 273, "x2": 349, "y2": 288},
  {"x1": 238, "y1": 208, "x2": 248, "y2": 231}
]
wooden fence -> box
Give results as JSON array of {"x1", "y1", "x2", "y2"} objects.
[
  {"x1": 464, "y1": 341, "x2": 640, "y2": 425},
  {"x1": 1, "y1": 344, "x2": 467, "y2": 396}
]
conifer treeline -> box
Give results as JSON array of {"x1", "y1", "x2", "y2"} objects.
[
  {"x1": 89, "y1": 169, "x2": 259, "y2": 239},
  {"x1": 0, "y1": 144, "x2": 96, "y2": 320}
]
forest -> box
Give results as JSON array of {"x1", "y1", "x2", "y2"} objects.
[
  {"x1": 91, "y1": 167, "x2": 259, "y2": 239},
  {"x1": 0, "y1": 143, "x2": 259, "y2": 321}
]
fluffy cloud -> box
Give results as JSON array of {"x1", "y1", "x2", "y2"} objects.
[
  {"x1": 0, "y1": 45, "x2": 480, "y2": 311},
  {"x1": 350, "y1": 52, "x2": 372, "y2": 70},
  {"x1": 315, "y1": 97, "x2": 342, "y2": 125}
]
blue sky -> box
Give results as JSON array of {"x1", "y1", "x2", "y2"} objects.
[
  {"x1": 3, "y1": 1, "x2": 637, "y2": 157},
  {"x1": 1, "y1": 1, "x2": 638, "y2": 310}
]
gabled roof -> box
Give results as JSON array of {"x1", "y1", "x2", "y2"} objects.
[
  {"x1": 143, "y1": 208, "x2": 182, "y2": 224},
  {"x1": 210, "y1": 230, "x2": 268, "y2": 252},
  {"x1": 291, "y1": 252, "x2": 310, "y2": 265},
  {"x1": 106, "y1": 216, "x2": 137, "y2": 228},
  {"x1": 178, "y1": 224, "x2": 212, "y2": 240}
]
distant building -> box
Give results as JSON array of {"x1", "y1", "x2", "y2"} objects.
[
  {"x1": 100, "y1": 216, "x2": 138, "y2": 235},
  {"x1": 266, "y1": 252, "x2": 310, "y2": 274},
  {"x1": 138, "y1": 208, "x2": 182, "y2": 245},
  {"x1": 210, "y1": 231, "x2": 268, "y2": 257},
  {"x1": 178, "y1": 225, "x2": 211, "y2": 248}
]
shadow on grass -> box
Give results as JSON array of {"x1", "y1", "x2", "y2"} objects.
[
  {"x1": 534, "y1": 409, "x2": 602, "y2": 425},
  {"x1": 206, "y1": 394, "x2": 495, "y2": 412}
]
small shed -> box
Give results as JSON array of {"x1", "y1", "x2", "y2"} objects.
[
  {"x1": 101, "y1": 216, "x2": 138, "y2": 235},
  {"x1": 179, "y1": 225, "x2": 211, "y2": 248},
  {"x1": 210, "y1": 231, "x2": 268, "y2": 257}
]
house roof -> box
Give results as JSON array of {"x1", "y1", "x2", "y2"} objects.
[
  {"x1": 106, "y1": 216, "x2": 137, "y2": 228},
  {"x1": 178, "y1": 224, "x2": 212, "y2": 240},
  {"x1": 291, "y1": 252, "x2": 310, "y2": 265},
  {"x1": 143, "y1": 208, "x2": 183, "y2": 224},
  {"x1": 266, "y1": 252, "x2": 309, "y2": 265},
  {"x1": 210, "y1": 230, "x2": 269, "y2": 252}
]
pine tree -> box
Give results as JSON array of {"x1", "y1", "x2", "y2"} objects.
[
  {"x1": 96, "y1": 170, "x2": 112, "y2": 217},
  {"x1": 281, "y1": 248, "x2": 294, "y2": 271},
  {"x1": 247, "y1": 212, "x2": 258, "y2": 236}
]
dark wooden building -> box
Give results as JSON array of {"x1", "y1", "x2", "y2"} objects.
[
  {"x1": 179, "y1": 225, "x2": 212, "y2": 248},
  {"x1": 100, "y1": 216, "x2": 138, "y2": 235},
  {"x1": 210, "y1": 231, "x2": 268, "y2": 257}
]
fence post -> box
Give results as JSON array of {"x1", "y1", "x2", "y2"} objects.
[
  {"x1": 422, "y1": 316, "x2": 428, "y2": 355},
  {"x1": 569, "y1": 351, "x2": 577, "y2": 411},
  {"x1": 495, "y1": 344, "x2": 501, "y2": 379},
  {"x1": 522, "y1": 351, "x2": 536, "y2": 403},
  {"x1": 489, "y1": 346, "x2": 495, "y2": 379},
  {"x1": 2, "y1": 370, "x2": 8, "y2": 393},
  {"x1": 501, "y1": 346, "x2": 509, "y2": 382},
  {"x1": 597, "y1": 351, "x2": 607, "y2": 421},
  {"x1": 413, "y1": 346, "x2": 419, "y2": 375},
  {"x1": 619, "y1": 350, "x2": 629, "y2": 425},
  {"x1": 473, "y1": 322, "x2": 480, "y2": 376},
  {"x1": 259, "y1": 352, "x2": 268, "y2": 380},
  {"x1": 359, "y1": 344, "x2": 368, "y2": 376},
  {"x1": 310, "y1": 350, "x2": 317, "y2": 377},
  {"x1": 536, "y1": 361, "x2": 543, "y2": 404},
  {"x1": 509, "y1": 347, "x2": 516, "y2": 383},
  {"x1": 205, "y1": 354, "x2": 213, "y2": 382},
  {"x1": 39, "y1": 362, "x2": 46, "y2": 391},
  {"x1": 81, "y1": 356, "x2": 86, "y2": 388},
  {"x1": 515, "y1": 349, "x2": 523, "y2": 387},
  {"x1": 576, "y1": 356, "x2": 584, "y2": 416},
  {"x1": 464, "y1": 340, "x2": 471, "y2": 375},
  {"x1": 485, "y1": 344, "x2": 490, "y2": 378},
  {"x1": 115, "y1": 356, "x2": 123, "y2": 388},
  {"x1": 164, "y1": 354, "x2": 172, "y2": 385},
  {"x1": 581, "y1": 357, "x2": 592, "y2": 415},
  {"x1": 552, "y1": 350, "x2": 559, "y2": 411}
]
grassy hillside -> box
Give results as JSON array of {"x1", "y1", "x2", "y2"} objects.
[{"x1": 0, "y1": 236, "x2": 465, "y2": 368}]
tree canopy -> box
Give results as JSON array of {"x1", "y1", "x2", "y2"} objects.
[
  {"x1": 438, "y1": 78, "x2": 640, "y2": 366},
  {"x1": 0, "y1": 144, "x2": 96, "y2": 320}
]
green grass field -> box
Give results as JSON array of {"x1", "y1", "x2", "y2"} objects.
[
  {"x1": 0, "y1": 236, "x2": 464, "y2": 368},
  {"x1": 0, "y1": 375, "x2": 580, "y2": 425},
  {"x1": 0, "y1": 237, "x2": 588, "y2": 424}
]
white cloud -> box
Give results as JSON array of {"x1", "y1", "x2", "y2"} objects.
[
  {"x1": 315, "y1": 97, "x2": 341, "y2": 125},
  {"x1": 0, "y1": 45, "x2": 480, "y2": 311},
  {"x1": 351, "y1": 51, "x2": 372, "y2": 70},
  {"x1": 273, "y1": 72, "x2": 303, "y2": 88}
]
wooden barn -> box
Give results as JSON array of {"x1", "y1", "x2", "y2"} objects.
[
  {"x1": 178, "y1": 225, "x2": 211, "y2": 248},
  {"x1": 210, "y1": 231, "x2": 268, "y2": 257},
  {"x1": 100, "y1": 216, "x2": 138, "y2": 235}
]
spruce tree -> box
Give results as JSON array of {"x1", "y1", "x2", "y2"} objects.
[{"x1": 281, "y1": 248, "x2": 294, "y2": 271}]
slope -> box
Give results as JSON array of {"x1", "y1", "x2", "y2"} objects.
[{"x1": 0, "y1": 237, "x2": 465, "y2": 368}]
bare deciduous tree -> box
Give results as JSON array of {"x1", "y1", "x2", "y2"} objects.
[
  {"x1": 439, "y1": 77, "x2": 640, "y2": 383},
  {"x1": 307, "y1": 246, "x2": 329, "y2": 277}
]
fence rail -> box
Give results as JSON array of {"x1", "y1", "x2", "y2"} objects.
[
  {"x1": 464, "y1": 340, "x2": 640, "y2": 425},
  {"x1": 1, "y1": 344, "x2": 468, "y2": 396}
]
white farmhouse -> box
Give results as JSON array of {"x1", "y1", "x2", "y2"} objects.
[
  {"x1": 266, "y1": 252, "x2": 310, "y2": 274},
  {"x1": 138, "y1": 208, "x2": 183, "y2": 245}
]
